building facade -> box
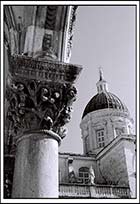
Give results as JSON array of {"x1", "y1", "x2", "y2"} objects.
[{"x1": 59, "y1": 69, "x2": 136, "y2": 198}]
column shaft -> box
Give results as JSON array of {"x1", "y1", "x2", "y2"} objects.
[{"x1": 12, "y1": 133, "x2": 60, "y2": 198}]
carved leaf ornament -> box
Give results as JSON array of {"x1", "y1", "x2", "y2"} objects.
[{"x1": 6, "y1": 55, "x2": 82, "y2": 145}]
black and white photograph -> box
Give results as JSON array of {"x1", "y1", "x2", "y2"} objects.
[{"x1": 1, "y1": 1, "x2": 139, "y2": 203}]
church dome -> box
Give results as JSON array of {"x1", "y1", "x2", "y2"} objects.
[
  {"x1": 82, "y1": 91, "x2": 129, "y2": 119},
  {"x1": 82, "y1": 68, "x2": 129, "y2": 119}
]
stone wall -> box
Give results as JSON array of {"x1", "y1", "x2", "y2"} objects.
[
  {"x1": 96, "y1": 135, "x2": 135, "y2": 188},
  {"x1": 123, "y1": 139, "x2": 136, "y2": 197}
]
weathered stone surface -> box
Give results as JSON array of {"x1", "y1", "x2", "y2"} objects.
[
  {"x1": 12, "y1": 132, "x2": 60, "y2": 198},
  {"x1": 4, "y1": 155, "x2": 15, "y2": 198},
  {"x1": 96, "y1": 136, "x2": 136, "y2": 187},
  {"x1": 4, "y1": 6, "x2": 78, "y2": 62},
  {"x1": 9, "y1": 55, "x2": 82, "y2": 83}
]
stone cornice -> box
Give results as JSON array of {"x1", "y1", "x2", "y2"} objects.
[
  {"x1": 80, "y1": 108, "x2": 132, "y2": 126},
  {"x1": 59, "y1": 152, "x2": 95, "y2": 161},
  {"x1": 10, "y1": 55, "x2": 82, "y2": 84}
]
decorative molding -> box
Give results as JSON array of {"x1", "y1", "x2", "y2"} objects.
[
  {"x1": 65, "y1": 6, "x2": 78, "y2": 62},
  {"x1": 9, "y1": 55, "x2": 82, "y2": 84},
  {"x1": 44, "y1": 6, "x2": 58, "y2": 30},
  {"x1": 81, "y1": 108, "x2": 131, "y2": 126},
  {"x1": 16, "y1": 130, "x2": 62, "y2": 146}
]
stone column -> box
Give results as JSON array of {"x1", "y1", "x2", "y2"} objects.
[
  {"x1": 4, "y1": 5, "x2": 82, "y2": 198},
  {"x1": 6, "y1": 55, "x2": 82, "y2": 198},
  {"x1": 12, "y1": 131, "x2": 61, "y2": 198}
]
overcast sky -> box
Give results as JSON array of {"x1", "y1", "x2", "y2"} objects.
[{"x1": 59, "y1": 5, "x2": 136, "y2": 154}]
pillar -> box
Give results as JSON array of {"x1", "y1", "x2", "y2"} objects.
[
  {"x1": 12, "y1": 131, "x2": 61, "y2": 198},
  {"x1": 4, "y1": 5, "x2": 82, "y2": 198}
]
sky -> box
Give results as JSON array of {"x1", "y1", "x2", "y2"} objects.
[{"x1": 59, "y1": 6, "x2": 136, "y2": 154}]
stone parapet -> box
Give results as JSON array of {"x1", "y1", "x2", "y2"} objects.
[{"x1": 59, "y1": 183, "x2": 130, "y2": 198}]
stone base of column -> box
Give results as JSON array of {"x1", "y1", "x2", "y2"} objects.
[{"x1": 12, "y1": 130, "x2": 61, "y2": 198}]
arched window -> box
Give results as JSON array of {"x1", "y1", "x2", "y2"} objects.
[{"x1": 79, "y1": 167, "x2": 89, "y2": 184}]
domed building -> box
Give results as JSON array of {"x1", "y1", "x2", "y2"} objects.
[
  {"x1": 81, "y1": 68, "x2": 134, "y2": 155},
  {"x1": 59, "y1": 69, "x2": 136, "y2": 198}
]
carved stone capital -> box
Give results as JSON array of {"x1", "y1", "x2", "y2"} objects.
[{"x1": 6, "y1": 55, "x2": 82, "y2": 152}]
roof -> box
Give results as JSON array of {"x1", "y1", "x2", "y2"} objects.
[{"x1": 82, "y1": 91, "x2": 129, "y2": 119}]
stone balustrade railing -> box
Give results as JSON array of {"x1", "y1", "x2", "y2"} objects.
[
  {"x1": 59, "y1": 183, "x2": 131, "y2": 198},
  {"x1": 59, "y1": 184, "x2": 90, "y2": 198}
]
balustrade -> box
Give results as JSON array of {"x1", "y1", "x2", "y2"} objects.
[
  {"x1": 59, "y1": 184, "x2": 130, "y2": 198},
  {"x1": 59, "y1": 184, "x2": 90, "y2": 197}
]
